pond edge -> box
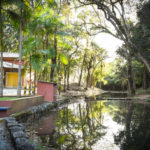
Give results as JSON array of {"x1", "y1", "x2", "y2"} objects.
[{"x1": 1, "y1": 97, "x2": 70, "y2": 150}]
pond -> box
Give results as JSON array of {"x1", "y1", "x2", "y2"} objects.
[{"x1": 25, "y1": 100, "x2": 150, "y2": 150}]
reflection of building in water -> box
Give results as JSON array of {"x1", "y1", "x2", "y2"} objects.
[{"x1": 36, "y1": 114, "x2": 56, "y2": 135}]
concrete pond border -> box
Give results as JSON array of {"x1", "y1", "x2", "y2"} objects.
[
  {"x1": 1, "y1": 97, "x2": 70, "y2": 150},
  {"x1": 0, "y1": 96, "x2": 44, "y2": 117}
]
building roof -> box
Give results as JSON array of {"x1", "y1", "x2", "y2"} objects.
[
  {"x1": 3, "y1": 61, "x2": 23, "y2": 69},
  {"x1": 0, "y1": 52, "x2": 19, "y2": 58}
]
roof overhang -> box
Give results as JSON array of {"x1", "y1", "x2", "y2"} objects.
[
  {"x1": 3, "y1": 61, "x2": 23, "y2": 69},
  {"x1": 0, "y1": 52, "x2": 19, "y2": 58}
]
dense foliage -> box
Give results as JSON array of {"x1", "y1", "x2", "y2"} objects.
[{"x1": 0, "y1": 0, "x2": 150, "y2": 96}]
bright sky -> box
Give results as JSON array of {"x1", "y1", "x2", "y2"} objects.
[
  {"x1": 71, "y1": 8, "x2": 123, "y2": 63},
  {"x1": 70, "y1": 2, "x2": 128, "y2": 63},
  {"x1": 94, "y1": 33, "x2": 123, "y2": 62}
]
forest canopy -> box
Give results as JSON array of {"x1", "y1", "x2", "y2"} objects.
[{"x1": 0, "y1": 0, "x2": 150, "y2": 96}]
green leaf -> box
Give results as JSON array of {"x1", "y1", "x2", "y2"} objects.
[
  {"x1": 58, "y1": 135, "x2": 66, "y2": 144},
  {"x1": 38, "y1": 49, "x2": 50, "y2": 55},
  {"x1": 59, "y1": 53, "x2": 68, "y2": 65}
]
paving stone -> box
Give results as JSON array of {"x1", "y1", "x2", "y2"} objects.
[
  {"x1": 0, "y1": 122, "x2": 15, "y2": 150},
  {"x1": 9, "y1": 126, "x2": 23, "y2": 132},
  {"x1": 12, "y1": 130, "x2": 28, "y2": 139},
  {"x1": 15, "y1": 137, "x2": 36, "y2": 150}
]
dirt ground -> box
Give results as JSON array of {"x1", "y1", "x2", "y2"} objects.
[
  {"x1": 133, "y1": 93, "x2": 150, "y2": 104},
  {"x1": 57, "y1": 83, "x2": 150, "y2": 105},
  {"x1": 61, "y1": 86, "x2": 105, "y2": 98}
]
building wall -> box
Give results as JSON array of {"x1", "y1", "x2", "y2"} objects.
[
  {"x1": 37, "y1": 81, "x2": 56, "y2": 102},
  {"x1": 4, "y1": 60, "x2": 24, "y2": 66},
  {"x1": 3, "y1": 68, "x2": 24, "y2": 88},
  {"x1": 0, "y1": 96, "x2": 44, "y2": 117},
  {"x1": 3, "y1": 59, "x2": 25, "y2": 88}
]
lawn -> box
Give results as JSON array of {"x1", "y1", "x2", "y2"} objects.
[{"x1": 0, "y1": 97, "x2": 17, "y2": 101}]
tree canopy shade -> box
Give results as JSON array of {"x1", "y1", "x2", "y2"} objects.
[
  {"x1": 77, "y1": 0, "x2": 150, "y2": 73},
  {"x1": 1, "y1": 0, "x2": 150, "y2": 96},
  {"x1": 137, "y1": 0, "x2": 150, "y2": 28}
]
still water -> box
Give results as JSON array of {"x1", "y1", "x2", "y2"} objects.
[{"x1": 25, "y1": 100, "x2": 150, "y2": 150}]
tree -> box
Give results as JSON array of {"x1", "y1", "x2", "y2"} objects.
[
  {"x1": 0, "y1": 0, "x2": 3, "y2": 97},
  {"x1": 16, "y1": 1, "x2": 32, "y2": 97},
  {"x1": 103, "y1": 58, "x2": 128, "y2": 91},
  {"x1": 0, "y1": 0, "x2": 28, "y2": 97},
  {"x1": 117, "y1": 44, "x2": 135, "y2": 95},
  {"x1": 113, "y1": 101, "x2": 150, "y2": 150},
  {"x1": 17, "y1": 3, "x2": 23, "y2": 97},
  {"x1": 82, "y1": 42, "x2": 107, "y2": 88},
  {"x1": 77, "y1": 0, "x2": 150, "y2": 74},
  {"x1": 137, "y1": 0, "x2": 150, "y2": 28}
]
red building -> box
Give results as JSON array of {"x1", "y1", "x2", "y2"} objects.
[{"x1": 2, "y1": 52, "x2": 24, "y2": 88}]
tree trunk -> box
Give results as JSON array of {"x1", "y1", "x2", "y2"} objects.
[
  {"x1": 142, "y1": 68, "x2": 148, "y2": 90},
  {"x1": 86, "y1": 57, "x2": 92, "y2": 89},
  {"x1": 31, "y1": 0, "x2": 34, "y2": 8},
  {"x1": 137, "y1": 52, "x2": 150, "y2": 73},
  {"x1": 17, "y1": 7, "x2": 23, "y2": 97},
  {"x1": 67, "y1": 61, "x2": 70, "y2": 90},
  {"x1": 34, "y1": 34, "x2": 37, "y2": 95},
  {"x1": 29, "y1": 56, "x2": 31, "y2": 95},
  {"x1": 64, "y1": 65, "x2": 67, "y2": 92},
  {"x1": 50, "y1": 30, "x2": 57, "y2": 82},
  {"x1": 86, "y1": 67, "x2": 91, "y2": 89},
  {"x1": 78, "y1": 53, "x2": 86, "y2": 86},
  {"x1": 127, "y1": 56, "x2": 135, "y2": 96},
  {"x1": 46, "y1": 32, "x2": 48, "y2": 49},
  {"x1": 125, "y1": 104, "x2": 134, "y2": 145},
  {"x1": 42, "y1": 32, "x2": 44, "y2": 50},
  {"x1": 0, "y1": 1, "x2": 3, "y2": 97},
  {"x1": 133, "y1": 70, "x2": 136, "y2": 92},
  {"x1": 143, "y1": 69, "x2": 146, "y2": 90},
  {"x1": 99, "y1": 62, "x2": 103, "y2": 88},
  {"x1": 57, "y1": 56, "x2": 61, "y2": 94}
]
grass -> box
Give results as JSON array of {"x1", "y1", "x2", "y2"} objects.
[
  {"x1": 0, "y1": 97, "x2": 17, "y2": 101},
  {"x1": 147, "y1": 99, "x2": 150, "y2": 102},
  {"x1": 29, "y1": 140, "x2": 46, "y2": 150},
  {"x1": 146, "y1": 98, "x2": 150, "y2": 102},
  {"x1": 136, "y1": 88, "x2": 150, "y2": 95}
]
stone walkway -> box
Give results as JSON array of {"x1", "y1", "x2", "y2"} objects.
[{"x1": 0, "y1": 121, "x2": 15, "y2": 150}]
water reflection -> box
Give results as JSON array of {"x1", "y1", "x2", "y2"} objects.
[
  {"x1": 25, "y1": 100, "x2": 150, "y2": 150},
  {"x1": 113, "y1": 101, "x2": 150, "y2": 150}
]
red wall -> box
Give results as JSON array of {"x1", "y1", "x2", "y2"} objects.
[
  {"x1": 0, "y1": 96, "x2": 44, "y2": 117},
  {"x1": 0, "y1": 101, "x2": 13, "y2": 117},
  {"x1": 37, "y1": 81, "x2": 56, "y2": 102},
  {"x1": 5, "y1": 60, "x2": 24, "y2": 66}
]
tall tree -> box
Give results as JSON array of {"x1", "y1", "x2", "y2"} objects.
[
  {"x1": 117, "y1": 44, "x2": 135, "y2": 95},
  {"x1": 15, "y1": 1, "x2": 31, "y2": 97},
  {"x1": 0, "y1": 0, "x2": 3, "y2": 97},
  {"x1": 17, "y1": 4, "x2": 23, "y2": 97},
  {"x1": 77, "y1": 0, "x2": 150, "y2": 73}
]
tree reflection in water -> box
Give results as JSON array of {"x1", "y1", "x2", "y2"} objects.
[
  {"x1": 112, "y1": 101, "x2": 150, "y2": 150},
  {"x1": 52, "y1": 101, "x2": 107, "y2": 150},
  {"x1": 25, "y1": 100, "x2": 150, "y2": 150}
]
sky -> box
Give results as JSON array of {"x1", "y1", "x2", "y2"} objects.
[
  {"x1": 94, "y1": 33, "x2": 123, "y2": 62},
  {"x1": 70, "y1": 1, "x2": 133, "y2": 63},
  {"x1": 71, "y1": 4, "x2": 124, "y2": 63}
]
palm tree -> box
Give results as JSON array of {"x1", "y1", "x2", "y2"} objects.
[
  {"x1": 17, "y1": 5, "x2": 23, "y2": 97},
  {"x1": 0, "y1": 0, "x2": 3, "y2": 97},
  {"x1": 16, "y1": 1, "x2": 32, "y2": 97},
  {"x1": 0, "y1": 0, "x2": 28, "y2": 97}
]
